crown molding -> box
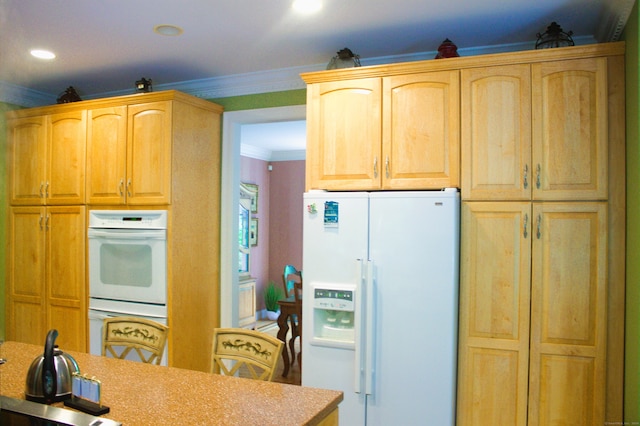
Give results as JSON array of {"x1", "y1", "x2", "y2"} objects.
[
  {"x1": 595, "y1": 0, "x2": 635, "y2": 42},
  {"x1": 0, "y1": 36, "x2": 603, "y2": 108},
  {"x1": 0, "y1": 80, "x2": 56, "y2": 107}
]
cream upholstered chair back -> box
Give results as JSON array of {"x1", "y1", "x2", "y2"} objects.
[
  {"x1": 211, "y1": 328, "x2": 284, "y2": 381},
  {"x1": 102, "y1": 316, "x2": 169, "y2": 365}
]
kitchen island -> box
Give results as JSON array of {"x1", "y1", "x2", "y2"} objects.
[{"x1": 0, "y1": 341, "x2": 342, "y2": 425}]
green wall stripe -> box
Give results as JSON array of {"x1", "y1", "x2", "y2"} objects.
[{"x1": 209, "y1": 89, "x2": 306, "y2": 112}]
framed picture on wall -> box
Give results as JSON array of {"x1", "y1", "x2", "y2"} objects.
[
  {"x1": 244, "y1": 183, "x2": 259, "y2": 213},
  {"x1": 250, "y1": 218, "x2": 258, "y2": 246}
]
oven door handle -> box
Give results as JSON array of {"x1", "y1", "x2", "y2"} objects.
[{"x1": 88, "y1": 229, "x2": 166, "y2": 239}]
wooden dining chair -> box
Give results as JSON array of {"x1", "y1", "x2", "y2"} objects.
[
  {"x1": 281, "y1": 267, "x2": 303, "y2": 368},
  {"x1": 102, "y1": 317, "x2": 169, "y2": 365},
  {"x1": 211, "y1": 328, "x2": 284, "y2": 381},
  {"x1": 282, "y1": 264, "x2": 301, "y2": 298}
]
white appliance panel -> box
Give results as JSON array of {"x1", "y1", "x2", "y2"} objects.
[
  {"x1": 302, "y1": 190, "x2": 460, "y2": 426},
  {"x1": 302, "y1": 192, "x2": 369, "y2": 426},
  {"x1": 366, "y1": 191, "x2": 459, "y2": 425}
]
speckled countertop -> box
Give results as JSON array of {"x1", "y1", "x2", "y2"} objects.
[{"x1": 0, "y1": 341, "x2": 343, "y2": 425}]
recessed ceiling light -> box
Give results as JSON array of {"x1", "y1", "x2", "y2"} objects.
[
  {"x1": 292, "y1": 0, "x2": 322, "y2": 14},
  {"x1": 154, "y1": 24, "x2": 184, "y2": 36},
  {"x1": 30, "y1": 49, "x2": 56, "y2": 60}
]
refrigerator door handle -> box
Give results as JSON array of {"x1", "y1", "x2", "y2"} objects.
[
  {"x1": 354, "y1": 258, "x2": 366, "y2": 394},
  {"x1": 364, "y1": 259, "x2": 375, "y2": 396}
]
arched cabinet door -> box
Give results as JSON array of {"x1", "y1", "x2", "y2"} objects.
[{"x1": 306, "y1": 77, "x2": 382, "y2": 191}]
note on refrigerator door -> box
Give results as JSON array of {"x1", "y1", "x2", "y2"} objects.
[{"x1": 324, "y1": 201, "x2": 339, "y2": 227}]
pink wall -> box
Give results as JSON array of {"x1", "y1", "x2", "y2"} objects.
[
  {"x1": 267, "y1": 161, "x2": 305, "y2": 292},
  {"x1": 240, "y1": 157, "x2": 305, "y2": 313}
]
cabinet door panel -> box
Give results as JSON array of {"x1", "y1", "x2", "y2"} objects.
[
  {"x1": 127, "y1": 101, "x2": 172, "y2": 204},
  {"x1": 532, "y1": 58, "x2": 608, "y2": 200},
  {"x1": 529, "y1": 202, "x2": 607, "y2": 425},
  {"x1": 383, "y1": 71, "x2": 459, "y2": 189},
  {"x1": 457, "y1": 201, "x2": 531, "y2": 426},
  {"x1": 238, "y1": 279, "x2": 256, "y2": 328},
  {"x1": 47, "y1": 207, "x2": 87, "y2": 352},
  {"x1": 8, "y1": 117, "x2": 46, "y2": 205},
  {"x1": 306, "y1": 78, "x2": 381, "y2": 190},
  {"x1": 462, "y1": 65, "x2": 531, "y2": 200},
  {"x1": 87, "y1": 106, "x2": 127, "y2": 204},
  {"x1": 7, "y1": 207, "x2": 46, "y2": 344},
  {"x1": 47, "y1": 111, "x2": 86, "y2": 204}
]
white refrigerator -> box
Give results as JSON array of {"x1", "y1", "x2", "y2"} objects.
[{"x1": 302, "y1": 190, "x2": 460, "y2": 426}]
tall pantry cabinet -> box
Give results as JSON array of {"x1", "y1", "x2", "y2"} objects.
[
  {"x1": 457, "y1": 46, "x2": 625, "y2": 424},
  {"x1": 302, "y1": 42, "x2": 625, "y2": 425},
  {"x1": 7, "y1": 111, "x2": 87, "y2": 352},
  {"x1": 6, "y1": 91, "x2": 224, "y2": 372}
]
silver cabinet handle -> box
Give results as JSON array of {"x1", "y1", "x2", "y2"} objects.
[
  {"x1": 373, "y1": 157, "x2": 378, "y2": 178},
  {"x1": 536, "y1": 214, "x2": 542, "y2": 239},
  {"x1": 523, "y1": 213, "x2": 528, "y2": 239},
  {"x1": 523, "y1": 164, "x2": 529, "y2": 189},
  {"x1": 39, "y1": 214, "x2": 44, "y2": 230},
  {"x1": 40, "y1": 182, "x2": 45, "y2": 198},
  {"x1": 385, "y1": 156, "x2": 390, "y2": 179},
  {"x1": 536, "y1": 164, "x2": 541, "y2": 189},
  {"x1": 119, "y1": 179, "x2": 125, "y2": 197},
  {"x1": 127, "y1": 179, "x2": 132, "y2": 197}
]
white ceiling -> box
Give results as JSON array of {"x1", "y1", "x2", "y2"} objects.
[
  {"x1": 241, "y1": 120, "x2": 307, "y2": 161},
  {"x1": 0, "y1": 0, "x2": 633, "y2": 157}
]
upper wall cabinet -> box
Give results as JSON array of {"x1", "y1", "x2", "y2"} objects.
[
  {"x1": 305, "y1": 77, "x2": 382, "y2": 190},
  {"x1": 461, "y1": 64, "x2": 532, "y2": 200},
  {"x1": 462, "y1": 57, "x2": 608, "y2": 201},
  {"x1": 87, "y1": 101, "x2": 172, "y2": 205},
  {"x1": 304, "y1": 70, "x2": 459, "y2": 191},
  {"x1": 8, "y1": 111, "x2": 86, "y2": 205},
  {"x1": 383, "y1": 71, "x2": 459, "y2": 190},
  {"x1": 532, "y1": 57, "x2": 608, "y2": 201}
]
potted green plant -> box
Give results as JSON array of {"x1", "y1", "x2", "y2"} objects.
[{"x1": 264, "y1": 281, "x2": 284, "y2": 321}]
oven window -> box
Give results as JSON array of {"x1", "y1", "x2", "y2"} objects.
[{"x1": 100, "y1": 243, "x2": 152, "y2": 287}]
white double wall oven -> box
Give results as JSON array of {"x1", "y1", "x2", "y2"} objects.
[{"x1": 87, "y1": 210, "x2": 168, "y2": 365}]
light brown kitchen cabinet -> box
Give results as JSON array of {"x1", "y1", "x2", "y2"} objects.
[
  {"x1": 528, "y1": 202, "x2": 607, "y2": 425},
  {"x1": 456, "y1": 202, "x2": 532, "y2": 426},
  {"x1": 8, "y1": 110, "x2": 86, "y2": 205},
  {"x1": 87, "y1": 101, "x2": 172, "y2": 205},
  {"x1": 7, "y1": 90, "x2": 224, "y2": 373},
  {"x1": 303, "y1": 70, "x2": 459, "y2": 190},
  {"x1": 305, "y1": 77, "x2": 382, "y2": 190},
  {"x1": 86, "y1": 106, "x2": 127, "y2": 204},
  {"x1": 462, "y1": 58, "x2": 608, "y2": 201},
  {"x1": 532, "y1": 58, "x2": 608, "y2": 201},
  {"x1": 456, "y1": 43, "x2": 626, "y2": 425},
  {"x1": 461, "y1": 64, "x2": 532, "y2": 200},
  {"x1": 457, "y1": 201, "x2": 607, "y2": 425},
  {"x1": 6, "y1": 206, "x2": 86, "y2": 352},
  {"x1": 382, "y1": 71, "x2": 459, "y2": 189}
]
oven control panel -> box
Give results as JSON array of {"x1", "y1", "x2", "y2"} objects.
[{"x1": 89, "y1": 210, "x2": 167, "y2": 229}]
